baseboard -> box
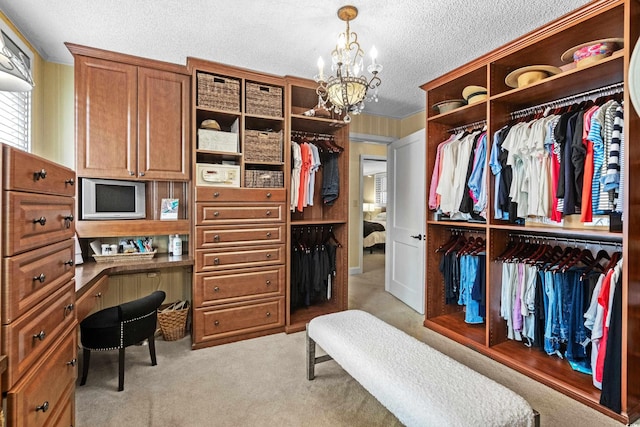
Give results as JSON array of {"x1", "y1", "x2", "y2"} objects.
[{"x1": 349, "y1": 266, "x2": 362, "y2": 275}]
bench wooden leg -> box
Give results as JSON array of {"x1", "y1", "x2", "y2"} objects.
[
  {"x1": 307, "y1": 330, "x2": 316, "y2": 380},
  {"x1": 533, "y1": 409, "x2": 540, "y2": 427}
]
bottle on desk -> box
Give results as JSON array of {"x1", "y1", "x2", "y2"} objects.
[{"x1": 171, "y1": 234, "x2": 182, "y2": 256}]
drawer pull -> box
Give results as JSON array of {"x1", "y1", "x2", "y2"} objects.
[
  {"x1": 266, "y1": 280, "x2": 271, "y2": 286},
  {"x1": 266, "y1": 253, "x2": 271, "y2": 259},
  {"x1": 213, "y1": 258, "x2": 220, "y2": 265},
  {"x1": 95, "y1": 292, "x2": 102, "y2": 298},
  {"x1": 139, "y1": 171, "x2": 145, "y2": 177},
  {"x1": 266, "y1": 312, "x2": 271, "y2": 317},
  {"x1": 214, "y1": 320, "x2": 220, "y2": 326},
  {"x1": 213, "y1": 211, "x2": 220, "y2": 217},
  {"x1": 33, "y1": 169, "x2": 47, "y2": 181},
  {"x1": 33, "y1": 330, "x2": 46, "y2": 341},
  {"x1": 33, "y1": 216, "x2": 47, "y2": 226},
  {"x1": 265, "y1": 210, "x2": 272, "y2": 217},
  {"x1": 213, "y1": 286, "x2": 220, "y2": 292},
  {"x1": 266, "y1": 192, "x2": 272, "y2": 198},
  {"x1": 64, "y1": 303, "x2": 75, "y2": 316},
  {"x1": 35, "y1": 401, "x2": 49, "y2": 413},
  {"x1": 129, "y1": 171, "x2": 135, "y2": 176},
  {"x1": 65, "y1": 178, "x2": 75, "y2": 186},
  {"x1": 266, "y1": 232, "x2": 272, "y2": 238},
  {"x1": 213, "y1": 192, "x2": 220, "y2": 198},
  {"x1": 33, "y1": 273, "x2": 46, "y2": 283},
  {"x1": 64, "y1": 214, "x2": 74, "y2": 228},
  {"x1": 64, "y1": 259, "x2": 74, "y2": 266},
  {"x1": 67, "y1": 358, "x2": 77, "y2": 367},
  {"x1": 213, "y1": 234, "x2": 220, "y2": 242}
]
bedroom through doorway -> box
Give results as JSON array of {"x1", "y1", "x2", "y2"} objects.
[{"x1": 361, "y1": 155, "x2": 387, "y2": 274}]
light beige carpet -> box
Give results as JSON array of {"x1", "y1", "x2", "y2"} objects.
[{"x1": 76, "y1": 253, "x2": 634, "y2": 426}]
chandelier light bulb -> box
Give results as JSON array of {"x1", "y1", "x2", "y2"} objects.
[
  {"x1": 370, "y1": 46, "x2": 378, "y2": 65},
  {"x1": 317, "y1": 56, "x2": 325, "y2": 80}
]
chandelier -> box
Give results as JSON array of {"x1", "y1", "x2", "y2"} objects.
[{"x1": 314, "y1": 5, "x2": 382, "y2": 123}]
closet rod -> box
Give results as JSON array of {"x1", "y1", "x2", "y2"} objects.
[
  {"x1": 447, "y1": 119, "x2": 486, "y2": 134},
  {"x1": 291, "y1": 130, "x2": 335, "y2": 139},
  {"x1": 509, "y1": 232, "x2": 622, "y2": 248},
  {"x1": 448, "y1": 227, "x2": 486, "y2": 235},
  {"x1": 510, "y1": 81, "x2": 624, "y2": 119}
]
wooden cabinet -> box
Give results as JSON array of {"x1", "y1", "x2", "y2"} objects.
[
  {"x1": 69, "y1": 44, "x2": 190, "y2": 181},
  {"x1": 421, "y1": 0, "x2": 639, "y2": 423},
  {"x1": 1, "y1": 145, "x2": 77, "y2": 426},
  {"x1": 285, "y1": 76, "x2": 350, "y2": 333}
]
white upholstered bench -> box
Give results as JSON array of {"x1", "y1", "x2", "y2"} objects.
[{"x1": 306, "y1": 310, "x2": 539, "y2": 427}]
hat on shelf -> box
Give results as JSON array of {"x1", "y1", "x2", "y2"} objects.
[
  {"x1": 561, "y1": 37, "x2": 624, "y2": 68},
  {"x1": 505, "y1": 65, "x2": 562, "y2": 88},
  {"x1": 462, "y1": 85, "x2": 487, "y2": 104},
  {"x1": 431, "y1": 99, "x2": 466, "y2": 114},
  {"x1": 200, "y1": 119, "x2": 221, "y2": 130}
]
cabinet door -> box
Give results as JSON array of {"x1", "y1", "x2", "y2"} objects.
[
  {"x1": 76, "y1": 56, "x2": 137, "y2": 178},
  {"x1": 137, "y1": 67, "x2": 190, "y2": 180}
]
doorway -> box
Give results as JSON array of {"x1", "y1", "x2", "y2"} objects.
[{"x1": 360, "y1": 155, "x2": 387, "y2": 273}]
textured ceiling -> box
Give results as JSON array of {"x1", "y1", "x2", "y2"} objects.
[{"x1": 0, "y1": 0, "x2": 592, "y2": 118}]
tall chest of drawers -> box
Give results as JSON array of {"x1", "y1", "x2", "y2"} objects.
[
  {"x1": 1, "y1": 146, "x2": 77, "y2": 427},
  {"x1": 192, "y1": 187, "x2": 286, "y2": 349}
]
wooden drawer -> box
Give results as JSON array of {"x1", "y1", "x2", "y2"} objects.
[
  {"x1": 3, "y1": 147, "x2": 76, "y2": 197},
  {"x1": 2, "y1": 239, "x2": 75, "y2": 324},
  {"x1": 196, "y1": 245, "x2": 284, "y2": 272},
  {"x1": 194, "y1": 298, "x2": 284, "y2": 342},
  {"x1": 195, "y1": 224, "x2": 285, "y2": 248},
  {"x1": 196, "y1": 203, "x2": 284, "y2": 225},
  {"x1": 195, "y1": 187, "x2": 285, "y2": 202},
  {"x1": 4, "y1": 192, "x2": 75, "y2": 256},
  {"x1": 2, "y1": 281, "x2": 76, "y2": 390},
  {"x1": 76, "y1": 274, "x2": 109, "y2": 323},
  {"x1": 194, "y1": 265, "x2": 285, "y2": 307},
  {"x1": 6, "y1": 328, "x2": 76, "y2": 427}
]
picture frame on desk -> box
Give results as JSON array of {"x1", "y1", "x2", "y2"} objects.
[{"x1": 161, "y1": 198, "x2": 179, "y2": 220}]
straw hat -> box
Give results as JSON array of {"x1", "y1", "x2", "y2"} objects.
[
  {"x1": 200, "y1": 119, "x2": 221, "y2": 130},
  {"x1": 505, "y1": 65, "x2": 562, "y2": 88},
  {"x1": 462, "y1": 85, "x2": 487, "y2": 104},
  {"x1": 432, "y1": 99, "x2": 466, "y2": 114},
  {"x1": 561, "y1": 38, "x2": 624, "y2": 68}
]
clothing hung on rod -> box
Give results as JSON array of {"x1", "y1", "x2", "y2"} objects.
[
  {"x1": 496, "y1": 237, "x2": 623, "y2": 412},
  {"x1": 290, "y1": 132, "x2": 342, "y2": 212},
  {"x1": 290, "y1": 226, "x2": 340, "y2": 310},
  {"x1": 491, "y1": 95, "x2": 624, "y2": 224},
  {"x1": 429, "y1": 128, "x2": 488, "y2": 221},
  {"x1": 436, "y1": 231, "x2": 486, "y2": 324}
]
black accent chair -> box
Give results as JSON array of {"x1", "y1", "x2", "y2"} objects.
[{"x1": 79, "y1": 290, "x2": 166, "y2": 391}]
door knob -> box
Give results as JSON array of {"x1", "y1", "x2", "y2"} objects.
[{"x1": 410, "y1": 234, "x2": 423, "y2": 240}]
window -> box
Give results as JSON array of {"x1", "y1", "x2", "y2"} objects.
[
  {"x1": 0, "y1": 24, "x2": 33, "y2": 152},
  {"x1": 374, "y1": 172, "x2": 387, "y2": 207}
]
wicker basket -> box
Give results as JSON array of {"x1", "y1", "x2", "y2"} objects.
[
  {"x1": 197, "y1": 73, "x2": 240, "y2": 112},
  {"x1": 244, "y1": 130, "x2": 283, "y2": 162},
  {"x1": 245, "y1": 169, "x2": 284, "y2": 188},
  {"x1": 157, "y1": 301, "x2": 190, "y2": 341},
  {"x1": 246, "y1": 82, "x2": 283, "y2": 117}
]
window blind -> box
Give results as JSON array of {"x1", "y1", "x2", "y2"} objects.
[{"x1": 375, "y1": 173, "x2": 387, "y2": 206}]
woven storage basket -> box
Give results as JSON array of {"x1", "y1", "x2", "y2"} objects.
[
  {"x1": 157, "y1": 301, "x2": 189, "y2": 341},
  {"x1": 245, "y1": 169, "x2": 284, "y2": 188},
  {"x1": 244, "y1": 130, "x2": 283, "y2": 162},
  {"x1": 246, "y1": 82, "x2": 283, "y2": 117},
  {"x1": 197, "y1": 73, "x2": 240, "y2": 112}
]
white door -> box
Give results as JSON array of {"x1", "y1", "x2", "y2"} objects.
[{"x1": 385, "y1": 129, "x2": 426, "y2": 314}]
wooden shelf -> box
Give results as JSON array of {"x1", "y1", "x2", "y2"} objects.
[
  {"x1": 76, "y1": 219, "x2": 190, "y2": 238},
  {"x1": 424, "y1": 312, "x2": 486, "y2": 347}
]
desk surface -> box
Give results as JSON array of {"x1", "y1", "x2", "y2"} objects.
[{"x1": 75, "y1": 254, "x2": 194, "y2": 296}]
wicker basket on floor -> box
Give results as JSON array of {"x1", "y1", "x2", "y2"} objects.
[{"x1": 157, "y1": 301, "x2": 189, "y2": 341}]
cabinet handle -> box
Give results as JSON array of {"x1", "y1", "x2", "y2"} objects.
[
  {"x1": 265, "y1": 210, "x2": 272, "y2": 217},
  {"x1": 33, "y1": 169, "x2": 47, "y2": 181},
  {"x1": 94, "y1": 292, "x2": 102, "y2": 298},
  {"x1": 139, "y1": 171, "x2": 145, "y2": 177},
  {"x1": 213, "y1": 286, "x2": 220, "y2": 292},
  {"x1": 129, "y1": 171, "x2": 135, "y2": 176},
  {"x1": 214, "y1": 320, "x2": 220, "y2": 326},
  {"x1": 213, "y1": 257, "x2": 220, "y2": 265},
  {"x1": 64, "y1": 303, "x2": 75, "y2": 316},
  {"x1": 266, "y1": 232, "x2": 271, "y2": 238},
  {"x1": 64, "y1": 259, "x2": 74, "y2": 266},
  {"x1": 266, "y1": 192, "x2": 272, "y2": 198},
  {"x1": 266, "y1": 312, "x2": 271, "y2": 317},
  {"x1": 33, "y1": 330, "x2": 46, "y2": 341},
  {"x1": 213, "y1": 234, "x2": 220, "y2": 242},
  {"x1": 213, "y1": 192, "x2": 220, "y2": 198},
  {"x1": 33, "y1": 273, "x2": 46, "y2": 283},
  {"x1": 33, "y1": 216, "x2": 46, "y2": 226},
  {"x1": 266, "y1": 280, "x2": 271, "y2": 286},
  {"x1": 213, "y1": 211, "x2": 220, "y2": 217},
  {"x1": 35, "y1": 401, "x2": 49, "y2": 413},
  {"x1": 266, "y1": 253, "x2": 271, "y2": 259},
  {"x1": 67, "y1": 358, "x2": 77, "y2": 367},
  {"x1": 64, "y1": 214, "x2": 74, "y2": 229},
  {"x1": 65, "y1": 178, "x2": 75, "y2": 186}
]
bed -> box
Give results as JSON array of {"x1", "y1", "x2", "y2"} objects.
[{"x1": 364, "y1": 212, "x2": 386, "y2": 253}]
